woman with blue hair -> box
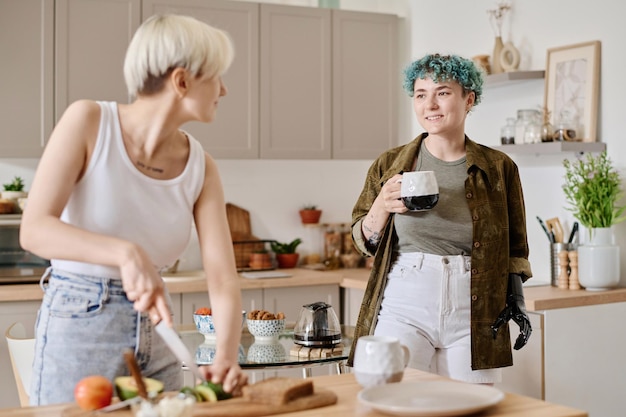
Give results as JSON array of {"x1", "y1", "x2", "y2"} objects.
[{"x1": 347, "y1": 54, "x2": 532, "y2": 383}]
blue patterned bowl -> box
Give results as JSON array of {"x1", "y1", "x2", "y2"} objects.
[{"x1": 246, "y1": 318, "x2": 286, "y2": 341}]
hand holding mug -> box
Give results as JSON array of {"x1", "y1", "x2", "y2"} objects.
[{"x1": 399, "y1": 171, "x2": 439, "y2": 211}]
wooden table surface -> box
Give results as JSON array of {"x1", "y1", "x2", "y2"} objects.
[{"x1": 0, "y1": 368, "x2": 587, "y2": 417}]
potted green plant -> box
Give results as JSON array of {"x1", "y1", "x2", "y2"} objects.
[
  {"x1": 562, "y1": 151, "x2": 626, "y2": 290},
  {"x1": 563, "y1": 151, "x2": 626, "y2": 231},
  {"x1": 270, "y1": 238, "x2": 302, "y2": 268},
  {"x1": 299, "y1": 205, "x2": 322, "y2": 224},
  {"x1": 2, "y1": 176, "x2": 27, "y2": 200}
]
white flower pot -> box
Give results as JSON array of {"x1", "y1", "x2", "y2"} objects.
[{"x1": 578, "y1": 227, "x2": 620, "y2": 291}]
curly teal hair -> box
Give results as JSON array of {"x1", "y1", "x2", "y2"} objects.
[{"x1": 403, "y1": 54, "x2": 484, "y2": 105}]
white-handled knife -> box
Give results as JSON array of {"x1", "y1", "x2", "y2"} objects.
[{"x1": 155, "y1": 321, "x2": 206, "y2": 383}]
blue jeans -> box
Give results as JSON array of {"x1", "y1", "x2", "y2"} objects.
[{"x1": 30, "y1": 268, "x2": 181, "y2": 406}]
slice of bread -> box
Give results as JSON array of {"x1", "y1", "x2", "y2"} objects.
[{"x1": 242, "y1": 377, "x2": 314, "y2": 405}]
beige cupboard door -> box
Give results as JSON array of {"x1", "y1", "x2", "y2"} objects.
[
  {"x1": 0, "y1": 0, "x2": 54, "y2": 157},
  {"x1": 260, "y1": 5, "x2": 332, "y2": 159},
  {"x1": 143, "y1": 0, "x2": 260, "y2": 159},
  {"x1": 332, "y1": 10, "x2": 398, "y2": 160},
  {"x1": 55, "y1": 0, "x2": 141, "y2": 121}
]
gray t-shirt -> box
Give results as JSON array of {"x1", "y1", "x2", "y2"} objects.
[{"x1": 394, "y1": 143, "x2": 473, "y2": 256}]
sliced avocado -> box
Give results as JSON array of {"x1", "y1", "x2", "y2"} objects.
[
  {"x1": 196, "y1": 381, "x2": 232, "y2": 401},
  {"x1": 114, "y1": 376, "x2": 164, "y2": 400},
  {"x1": 195, "y1": 384, "x2": 218, "y2": 402}
]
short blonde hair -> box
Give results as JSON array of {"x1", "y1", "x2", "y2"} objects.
[{"x1": 124, "y1": 14, "x2": 234, "y2": 97}]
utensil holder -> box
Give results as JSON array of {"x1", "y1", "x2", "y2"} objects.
[{"x1": 550, "y1": 243, "x2": 575, "y2": 286}]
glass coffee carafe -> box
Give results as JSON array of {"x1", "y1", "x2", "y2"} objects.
[{"x1": 294, "y1": 301, "x2": 342, "y2": 347}]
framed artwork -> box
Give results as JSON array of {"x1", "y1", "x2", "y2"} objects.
[{"x1": 544, "y1": 40, "x2": 601, "y2": 142}]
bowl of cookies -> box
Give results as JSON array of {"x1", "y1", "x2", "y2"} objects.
[{"x1": 246, "y1": 310, "x2": 286, "y2": 341}]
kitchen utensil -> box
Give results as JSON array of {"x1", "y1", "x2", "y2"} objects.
[
  {"x1": 294, "y1": 301, "x2": 341, "y2": 347},
  {"x1": 155, "y1": 322, "x2": 205, "y2": 383},
  {"x1": 546, "y1": 217, "x2": 564, "y2": 243},
  {"x1": 97, "y1": 397, "x2": 141, "y2": 413},
  {"x1": 122, "y1": 349, "x2": 148, "y2": 399},
  {"x1": 568, "y1": 221, "x2": 579, "y2": 244},
  {"x1": 536, "y1": 216, "x2": 553, "y2": 242}
]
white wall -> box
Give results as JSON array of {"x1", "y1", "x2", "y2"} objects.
[
  {"x1": 403, "y1": 0, "x2": 626, "y2": 285},
  {"x1": 3, "y1": 0, "x2": 626, "y2": 285}
]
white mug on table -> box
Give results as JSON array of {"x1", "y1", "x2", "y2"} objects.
[{"x1": 353, "y1": 335, "x2": 410, "y2": 388}]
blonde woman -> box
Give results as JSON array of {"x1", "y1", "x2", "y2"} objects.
[{"x1": 21, "y1": 14, "x2": 247, "y2": 405}]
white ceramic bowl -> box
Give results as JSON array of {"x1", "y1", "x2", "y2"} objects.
[
  {"x1": 193, "y1": 310, "x2": 246, "y2": 341},
  {"x1": 246, "y1": 318, "x2": 286, "y2": 341}
]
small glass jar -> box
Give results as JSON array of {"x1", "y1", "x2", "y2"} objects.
[
  {"x1": 540, "y1": 108, "x2": 554, "y2": 142},
  {"x1": 500, "y1": 117, "x2": 516, "y2": 145},
  {"x1": 524, "y1": 112, "x2": 542, "y2": 144},
  {"x1": 554, "y1": 110, "x2": 578, "y2": 141},
  {"x1": 516, "y1": 109, "x2": 541, "y2": 144}
]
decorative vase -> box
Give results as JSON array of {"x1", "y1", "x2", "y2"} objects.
[
  {"x1": 491, "y1": 36, "x2": 504, "y2": 74},
  {"x1": 276, "y1": 253, "x2": 299, "y2": 269},
  {"x1": 578, "y1": 227, "x2": 620, "y2": 291}
]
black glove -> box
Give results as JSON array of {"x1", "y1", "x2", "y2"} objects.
[{"x1": 490, "y1": 273, "x2": 532, "y2": 350}]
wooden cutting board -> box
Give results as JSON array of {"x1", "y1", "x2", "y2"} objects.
[
  {"x1": 61, "y1": 390, "x2": 337, "y2": 417},
  {"x1": 226, "y1": 202, "x2": 254, "y2": 240},
  {"x1": 193, "y1": 389, "x2": 338, "y2": 416}
]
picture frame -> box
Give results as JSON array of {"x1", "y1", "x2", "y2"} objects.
[{"x1": 544, "y1": 40, "x2": 601, "y2": 142}]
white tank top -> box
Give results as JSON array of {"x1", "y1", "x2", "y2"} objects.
[{"x1": 51, "y1": 101, "x2": 206, "y2": 279}]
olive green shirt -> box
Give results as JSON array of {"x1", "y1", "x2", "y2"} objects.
[{"x1": 348, "y1": 134, "x2": 532, "y2": 370}]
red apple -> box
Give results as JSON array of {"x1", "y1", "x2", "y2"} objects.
[{"x1": 74, "y1": 375, "x2": 113, "y2": 410}]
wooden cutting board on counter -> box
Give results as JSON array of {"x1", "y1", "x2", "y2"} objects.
[
  {"x1": 226, "y1": 202, "x2": 254, "y2": 240},
  {"x1": 61, "y1": 390, "x2": 337, "y2": 417},
  {"x1": 192, "y1": 389, "x2": 337, "y2": 416},
  {"x1": 226, "y1": 203, "x2": 269, "y2": 270}
]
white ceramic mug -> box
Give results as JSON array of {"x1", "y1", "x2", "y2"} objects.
[
  {"x1": 353, "y1": 335, "x2": 410, "y2": 388},
  {"x1": 399, "y1": 171, "x2": 439, "y2": 211}
]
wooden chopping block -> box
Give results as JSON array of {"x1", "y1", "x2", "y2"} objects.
[
  {"x1": 226, "y1": 202, "x2": 253, "y2": 239},
  {"x1": 192, "y1": 389, "x2": 338, "y2": 417},
  {"x1": 226, "y1": 203, "x2": 268, "y2": 269}
]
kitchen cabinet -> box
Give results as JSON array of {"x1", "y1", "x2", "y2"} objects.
[
  {"x1": 331, "y1": 10, "x2": 398, "y2": 159},
  {"x1": 259, "y1": 5, "x2": 331, "y2": 159},
  {"x1": 0, "y1": 0, "x2": 139, "y2": 158},
  {"x1": 260, "y1": 5, "x2": 398, "y2": 160},
  {"x1": 143, "y1": 0, "x2": 260, "y2": 159},
  {"x1": 55, "y1": 0, "x2": 141, "y2": 119},
  {"x1": 498, "y1": 299, "x2": 626, "y2": 417},
  {"x1": 0, "y1": 0, "x2": 54, "y2": 157},
  {"x1": 0, "y1": 300, "x2": 39, "y2": 409}
]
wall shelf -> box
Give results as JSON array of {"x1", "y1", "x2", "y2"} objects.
[
  {"x1": 494, "y1": 141, "x2": 606, "y2": 155},
  {"x1": 485, "y1": 70, "x2": 545, "y2": 87}
]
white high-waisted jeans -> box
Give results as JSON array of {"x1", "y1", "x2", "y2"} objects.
[
  {"x1": 374, "y1": 252, "x2": 501, "y2": 383},
  {"x1": 30, "y1": 268, "x2": 181, "y2": 406}
]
